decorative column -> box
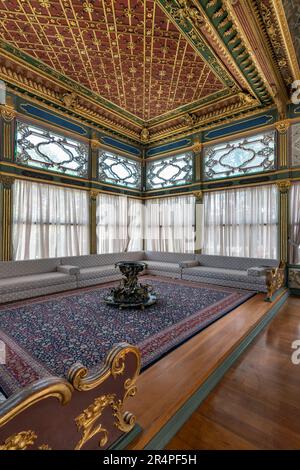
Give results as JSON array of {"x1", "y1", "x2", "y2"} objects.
[
  {"x1": 192, "y1": 140, "x2": 202, "y2": 181},
  {"x1": 193, "y1": 190, "x2": 204, "y2": 254},
  {"x1": 0, "y1": 175, "x2": 15, "y2": 261},
  {"x1": 0, "y1": 102, "x2": 16, "y2": 161},
  {"x1": 275, "y1": 120, "x2": 290, "y2": 168},
  {"x1": 90, "y1": 133, "x2": 100, "y2": 180},
  {"x1": 89, "y1": 190, "x2": 98, "y2": 255},
  {"x1": 277, "y1": 180, "x2": 291, "y2": 264}
]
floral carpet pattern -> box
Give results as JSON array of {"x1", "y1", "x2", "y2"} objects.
[{"x1": 0, "y1": 277, "x2": 254, "y2": 395}]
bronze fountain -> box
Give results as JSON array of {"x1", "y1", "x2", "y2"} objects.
[{"x1": 104, "y1": 261, "x2": 157, "y2": 309}]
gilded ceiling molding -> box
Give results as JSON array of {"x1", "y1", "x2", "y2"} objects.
[
  {"x1": 0, "y1": 64, "x2": 141, "y2": 141},
  {"x1": 148, "y1": 94, "x2": 263, "y2": 143},
  {"x1": 149, "y1": 103, "x2": 274, "y2": 145},
  {"x1": 157, "y1": 0, "x2": 237, "y2": 88},
  {"x1": 222, "y1": 0, "x2": 286, "y2": 104},
  {"x1": 251, "y1": 0, "x2": 299, "y2": 86},
  {"x1": 194, "y1": 0, "x2": 273, "y2": 105},
  {"x1": 0, "y1": 39, "x2": 144, "y2": 127}
]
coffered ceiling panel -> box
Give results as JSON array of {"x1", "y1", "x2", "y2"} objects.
[{"x1": 0, "y1": 0, "x2": 225, "y2": 120}]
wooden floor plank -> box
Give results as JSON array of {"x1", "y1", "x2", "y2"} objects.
[
  {"x1": 127, "y1": 290, "x2": 288, "y2": 449},
  {"x1": 165, "y1": 296, "x2": 300, "y2": 450}
]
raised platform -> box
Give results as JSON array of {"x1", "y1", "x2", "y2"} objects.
[{"x1": 127, "y1": 288, "x2": 289, "y2": 450}]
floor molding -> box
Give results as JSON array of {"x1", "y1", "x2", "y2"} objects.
[{"x1": 144, "y1": 289, "x2": 289, "y2": 450}]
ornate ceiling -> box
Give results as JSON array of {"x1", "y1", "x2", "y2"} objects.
[
  {"x1": 282, "y1": 0, "x2": 300, "y2": 62},
  {"x1": 0, "y1": 0, "x2": 299, "y2": 144}
]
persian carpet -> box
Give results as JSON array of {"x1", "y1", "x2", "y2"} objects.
[{"x1": 0, "y1": 277, "x2": 254, "y2": 395}]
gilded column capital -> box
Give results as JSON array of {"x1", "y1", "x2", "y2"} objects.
[
  {"x1": 275, "y1": 120, "x2": 290, "y2": 134},
  {"x1": 192, "y1": 142, "x2": 202, "y2": 153},
  {"x1": 90, "y1": 139, "x2": 101, "y2": 150},
  {"x1": 193, "y1": 190, "x2": 203, "y2": 203},
  {"x1": 277, "y1": 180, "x2": 291, "y2": 193},
  {"x1": 0, "y1": 104, "x2": 16, "y2": 122},
  {"x1": 90, "y1": 189, "x2": 99, "y2": 200},
  {"x1": 0, "y1": 175, "x2": 15, "y2": 188}
]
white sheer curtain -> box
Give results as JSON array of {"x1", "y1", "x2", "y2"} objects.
[
  {"x1": 289, "y1": 182, "x2": 300, "y2": 264},
  {"x1": 13, "y1": 179, "x2": 90, "y2": 260},
  {"x1": 145, "y1": 195, "x2": 195, "y2": 252},
  {"x1": 203, "y1": 185, "x2": 278, "y2": 259},
  {"x1": 96, "y1": 193, "x2": 143, "y2": 253}
]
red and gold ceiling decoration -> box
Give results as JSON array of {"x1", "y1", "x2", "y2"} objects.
[{"x1": 0, "y1": 0, "x2": 298, "y2": 144}]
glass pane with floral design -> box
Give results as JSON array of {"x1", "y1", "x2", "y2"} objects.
[
  {"x1": 146, "y1": 152, "x2": 193, "y2": 189},
  {"x1": 16, "y1": 121, "x2": 89, "y2": 178},
  {"x1": 204, "y1": 131, "x2": 275, "y2": 180},
  {"x1": 98, "y1": 150, "x2": 141, "y2": 189}
]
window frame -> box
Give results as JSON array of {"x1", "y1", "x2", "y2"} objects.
[
  {"x1": 15, "y1": 119, "x2": 90, "y2": 179},
  {"x1": 145, "y1": 151, "x2": 194, "y2": 190},
  {"x1": 202, "y1": 129, "x2": 277, "y2": 182}
]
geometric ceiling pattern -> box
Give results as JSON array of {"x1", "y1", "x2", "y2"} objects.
[
  {"x1": 0, "y1": 0, "x2": 299, "y2": 144},
  {"x1": 0, "y1": 0, "x2": 225, "y2": 120}
]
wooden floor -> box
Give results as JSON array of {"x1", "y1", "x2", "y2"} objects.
[
  {"x1": 166, "y1": 295, "x2": 300, "y2": 450},
  {"x1": 127, "y1": 289, "x2": 288, "y2": 450}
]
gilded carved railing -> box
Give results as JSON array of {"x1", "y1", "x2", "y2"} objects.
[
  {"x1": 0, "y1": 342, "x2": 141, "y2": 450},
  {"x1": 265, "y1": 261, "x2": 286, "y2": 302}
]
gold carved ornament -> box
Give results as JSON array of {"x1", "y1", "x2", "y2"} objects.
[
  {"x1": 0, "y1": 175, "x2": 15, "y2": 189},
  {"x1": 0, "y1": 430, "x2": 51, "y2": 450},
  {"x1": 0, "y1": 104, "x2": 16, "y2": 122},
  {"x1": 275, "y1": 120, "x2": 290, "y2": 134},
  {"x1": 193, "y1": 190, "x2": 203, "y2": 203},
  {"x1": 61, "y1": 92, "x2": 78, "y2": 109},
  {"x1": 140, "y1": 127, "x2": 150, "y2": 143},
  {"x1": 277, "y1": 180, "x2": 291, "y2": 194},
  {"x1": 265, "y1": 261, "x2": 286, "y2": 301},
  {"x1": 69, "y1": 344, "x2": 140, "y2": 450},
  {"x1": 74, "y1": 393, "x2": 136, "y2": 450}
]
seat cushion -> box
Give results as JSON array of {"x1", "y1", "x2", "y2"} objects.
[
  {"x1": 78, "y1": 265, "x2": 119, "y2": 280},
  {"x1": 143, "y1": 260, "x2": 180, "y2": 273},
  {"x1": 61, "y1": 252, "x2": 144, "y2": 269},
  {"x1": 183, "y1": 266, "x2": 266, "y2": 286},
  {"x1": 0, "y1": 272, "x2": 72, "y2": 294}
]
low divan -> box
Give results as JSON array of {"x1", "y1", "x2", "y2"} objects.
[{"x1": 0, "y1": 251, "x2": 285, "y2": 304}]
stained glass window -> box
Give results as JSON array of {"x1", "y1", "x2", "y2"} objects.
[
  {"x1": 16, "y1": 121, "x2": 89, "y2": 177},
  {"x1": 98, "y1": 150, "x2": 141, "y2": 189},
  {"x1": 204, "y1": 131, "x2": 276, "y2": 180},
  {"x1": 146, "y1": 152, "x2": 193, "y2": 189}
]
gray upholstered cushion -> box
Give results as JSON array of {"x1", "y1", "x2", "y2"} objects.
[
  {"x1": 0, "y1": 258, "x2": 61, "y2": 279},
  {"x1": 143, "y1": 260, "x2": 180, "y2": 273},
  {"x1": 179, "y1": 260, "x2": 199, "y2": 268},
  {"x1": 183, "y1": 266, "x2": 266, "y2": 286},
  {"x1": 57, "y1": 265, "x2": 80, "y2": 275},
  {"x1": 247, "y1": 266, "x2": 269, "y2": 277},
  {"x1": 144, "y1": 252, "x2": 195, "y2": 263},
  {"x1": 0, "y1": 272, "x2": 72, "y2": 294},
  {"x1": 61, "y1": 251, "x2": 143, "y2": 269},
  {"x1": 78, "y1": 265, "x2": 119, "y2": 280},
  {"x1": 196, "y1": 254, "x2": 278, "y2": 271}
]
